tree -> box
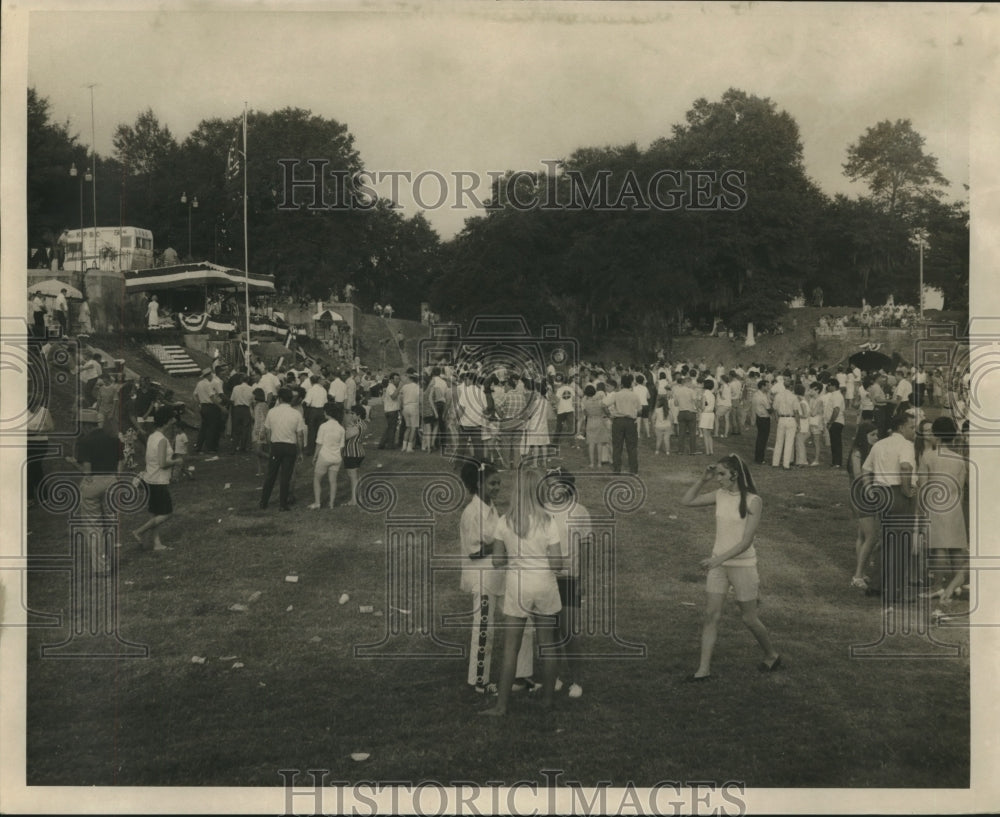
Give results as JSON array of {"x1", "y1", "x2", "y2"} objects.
[{"x1": 843, "y1": 119, "x2": 949, "y2": 217}]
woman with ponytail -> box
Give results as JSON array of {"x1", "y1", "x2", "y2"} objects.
[{"x1": 680, "y1": 454, "x2": 780, "y2": 681}]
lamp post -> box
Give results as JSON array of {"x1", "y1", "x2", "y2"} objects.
[
  {"x1": 910, "y1": 228, "x2": 930, "y2": 320},
  {"x1": 69, "y1": 163, "x2": 93, "y2": 272},
  {"x1": 180, "y1": 192, "x2": 198, "y2": 260},
  {"x1": 87, "y1": 83, "x2": 98, "y2": 269}
]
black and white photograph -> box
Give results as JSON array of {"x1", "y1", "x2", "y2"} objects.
[{"x1": 2, "y1": 1, "x2": 998, "y2": 814}]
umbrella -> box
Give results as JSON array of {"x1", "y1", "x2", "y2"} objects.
[
  {"x1": 29, "y1": 279, "x2": 82, "y2": 299},
  {"x1": 849, "y1": 349, "x2": 893, "y2": 373}
]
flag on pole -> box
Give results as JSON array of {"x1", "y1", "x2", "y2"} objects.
[{"x1": 226, "y1": 128, "x2": 243, "y2": 182}]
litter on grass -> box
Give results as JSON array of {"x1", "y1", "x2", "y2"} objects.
[
  {"x1": 795, "y1": 492, "x2": 805, "y2": 497},
  {"x1": 191, "y1": 656, "x2": 206, "y2": 664},
  {"x1": 229, "y1": 604, "x2": 249, "y2": 612},
  {"x1": 359, "y1": 605, "x2": 374, "y2": 614},
  {"x1": 221, "y1": 655, "x2": 237, "y2": 661},
  {"x1": 680, "y1": 602, "x2": 697, "y2": 607},
  {"x1": 231, "y1": 662, "x2": 245, "y2": 669},
  {"x1": 286, "y1": 605, "x2": 294, "y2": 612},
  {"x1": 309, "y1": 636, "x2": 322, "y2": 643},
  {"x1": 373, "y1": 539, "x2": 383, "y2": 545},
  {"x1": 204, "y1": 456, "x2": 220, "y2": 462},
  {"x1": 285, "y1": 575, "x2": 299, "y2": 583},
  {"x1": 224, "y1": 483, "x2": 231, "y2": 489},
  {"x1": 338, "y1": 593, "x2": 350, "y2": 605},
  {"x1": 248, "y1": 591, "x2": 263, "y2": 603},
  {"x1": 668, "y1": 514, "x2": 678, "y2": 520},
  {"x1": 187, "y1": 466, "x2": 196, "y2": 471},
  {"x1": 351, "y1": 753, "x2": 370, "y2": 762},
  {"x1": 390, "y1": 606, "x2": 411, "y2": 615}
]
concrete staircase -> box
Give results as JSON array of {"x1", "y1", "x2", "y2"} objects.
[{"x1": 145, "y1": 344, "x2": 202, "y2": 376}]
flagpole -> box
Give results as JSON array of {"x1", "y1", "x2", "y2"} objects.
[{"x1": 243, "y1": 103, "x2": 250, "y2": 368}]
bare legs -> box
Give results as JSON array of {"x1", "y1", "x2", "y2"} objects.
[
  {"x1": 693, "y1": 593, "x2": 777, "y2": 678},
  {"x1": 853, "y1": 515, "x2": 879, "y2": 585},
  {"x1": 133, "y1": 514, "x2": 171, "y2": 550},
  {"x1": 480, "y1": 612, "x2": 558, "y2": 716}
]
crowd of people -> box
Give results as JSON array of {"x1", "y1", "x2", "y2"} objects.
[{"x1": 27, "y1": 332, "x2": 972, "y2": 706}]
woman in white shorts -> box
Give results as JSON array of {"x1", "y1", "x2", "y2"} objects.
[
  {"x1": 680, "y1": 454, "x2": 780, "y2": 681},
  {"x1": 309, "y1": 402, "x2": 345, "y2": 509},
  {"x1": 481, "y1": 468, "x2": 562, "y2": 717}
]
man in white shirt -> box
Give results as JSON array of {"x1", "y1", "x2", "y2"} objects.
[
  {"x1": 378, "y1": 372, "x2": 401, "y2": 449},
  {"x1": 824, "y1": 380, "x2": 846, "y2": 468},
  {"x1": 230, "y1": 373, "x2": 255, "y2": 454},
  {"x1": 302, "y1": 374, "x2": 329, "y2": 455},
  {"x1": 771, "y1": 380, "x2": 798, "y2": 469},
  {"x1": 893, "y1": 371, "x2": 913, "y2": 408},
  {"x1": 862, "y1": 411, "x2": 917, "y2": 602},
  {"x1": 54, "y1": 289, "x2": 69, "y2": 336},
  {"x1": 194, "y1": 368, "x2": 224, "y2": 454},
  {"x1": 258, "y1": 366, "x2": 282, "y2": 403},
  {"x1": 328, "y1": 371, "x2": 347, "y2": 406},
  {"x1": 260, "y1": 387, "x2": 306, "y2": 511}
]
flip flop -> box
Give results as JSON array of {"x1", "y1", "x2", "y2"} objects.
[{"x1": 758, "y1": 655, "x2": 782, "y2": 672}]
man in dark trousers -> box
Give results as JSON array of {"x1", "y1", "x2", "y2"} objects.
[
  {"x1": 751, "y1": 379, "x2": 773, "y2": 464},
  {"x1": 260, "y1": 387, "x2": 306, "y2": 511}
]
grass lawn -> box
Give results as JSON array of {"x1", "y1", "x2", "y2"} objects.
[{"x1": 24, "y1": 407, "x2": 969, "y2": 789}]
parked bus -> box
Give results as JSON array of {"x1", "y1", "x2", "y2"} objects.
[{"x1": 60, "y1": 226, "x2": 154, "y2": 271}]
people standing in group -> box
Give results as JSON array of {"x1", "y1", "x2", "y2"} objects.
[
  {"x1": 847, "y1": 421, "x2": 881, "y2": 590},
  {"x1": 862, "y1": 410, "x2": 917, "y2": 604},
  {"x1": 858, "y1": 375, "x2": 875, "y2": 421},
  {"x1": 633, "y1": 374, "x2": 651, "y2": 440},
  {"x1": 606, "y1": 373, "x2": 641, "y2": 474},
  {"x1": 553, "y1": 374, "x2": 578, "y2": 441},
  {"x1": 680, "y1": 455, "x2": 780, "y2": 681},
  {"x1": 715, "y1": 374, "x2": 733, "y2": 438},
  {"x1": 133, "y1": 406, "x2": 183, "y2": 551},
  {"x1": 342, "y1": 404, "x2": 369, "y2": 506},
  {"x1": 751, "y1": 380, "x2": 772, "y2": 465},
  {"x1": 259, "y1": 387, "x2": 306, "y2": 512},
  {"x1": 459, "y1": 462, "x2": 533, "y2": 696},
  {"x1": 916, "y1": 416, "x2": 968, "y2": 605},
  {"x1": 869, "y1": 373, "x2": 890, "y2": 437},
  {"x1": 481, "y1": 468, "x2": 562, "y2": 717},
  {"x1": 309, "y1": 402, "x2": 345, "y2": 509},
  {"x1": 770, "y1": 377, "x2": 798, "y2": 470},
  {"x1": 824, "y1": 380, "x2": 846, "y2": 468}
]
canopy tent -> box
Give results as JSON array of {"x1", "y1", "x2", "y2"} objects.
[
  {"x1": 312, "y1": 309, "x2": 347, "y2": 323},
  {"x1": 29, "y1": 279, "x2": 83, "y2": 299},
  {"x1": 123, "y1": 262, "x2": 275, "y2": 294}
]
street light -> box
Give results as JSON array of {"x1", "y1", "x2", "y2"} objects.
[
  {"x1": 69, "y1": 163, "x2": 93, "y2": 272},
  {"x1": 180, "y1": 192, "x2": 198, "y2": 260},
  {"x1": 910, "y1": 228, "x2": 930, "y2": 320}
]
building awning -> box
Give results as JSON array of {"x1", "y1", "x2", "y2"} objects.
[{"x1": 123, "y1": 262, "x2": 276, "y2": 293}]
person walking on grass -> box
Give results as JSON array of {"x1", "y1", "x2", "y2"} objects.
[
  {"x1": 481, "y1": 468, "x2": 562, "y2": 716},
  {"x1": 680, "y1": 454, "x2": 780, "y2": 681},
  {"x1": 309, "y1": 402, "x2": 345, "y2": 509},
  {"x1": 133, "y1": 407, "x2": 184, "y2": 551},
  {"x1": 847, "y1": 421, "x2": 881, "y2": 591}
]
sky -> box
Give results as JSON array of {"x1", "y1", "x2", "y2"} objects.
[{"x1": 21, "y1": 1, "x2": 982, "y2": 240}]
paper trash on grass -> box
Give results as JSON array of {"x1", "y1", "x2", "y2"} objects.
[
  {"x1": 229, "y1": 604, "x2": 249, "y2": 612},
  {"x1": 220, "y1": 655, "x2": 238, "y2": 661},
  {"x1": 231, "y1": 662, "x2": 245, "y2": 669},
  {"x1": 358, "y1": 605, "x2": 374, "y2": 614},
  {"x1": 338, "y1": 593, "x2": 350, "y2": 605},
  {"x1": 286, "y1": 605, "x2": 294, "y2": 612},
  {"x1": 224, "y1": 483, "x2": 231, "y2": 489},
  {"x1": 285, "y1": 575, "x2": 299, "y2": 583},
  {"x1": 680, "y1": 602, "x2": 697, "y2": 606},
  {"x1": 309, "y1": 636, "x2": 322, "y2": 643},
  {"x1": 795, "y1": 492, "x2": 806, "y2": 497},
  {"x1": 668, "y1": 515, "x2": 678, "y2": 520},
  {"x1": 350, "y1": 753, "x2": 370, "y2": 762},
  {"x1": 204, "y1": 456, "x2": 220, "y2": 462},
  {"x1": 191, "y1": 656, "x2": 207, "y2": 664},
  {"x1": 248, "y1": 591, "x2": 263, "y2": 603}
]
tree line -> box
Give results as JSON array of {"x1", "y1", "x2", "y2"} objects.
[{"x1": 28, "y1": 87, "x2": 967, "y2": 349}]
